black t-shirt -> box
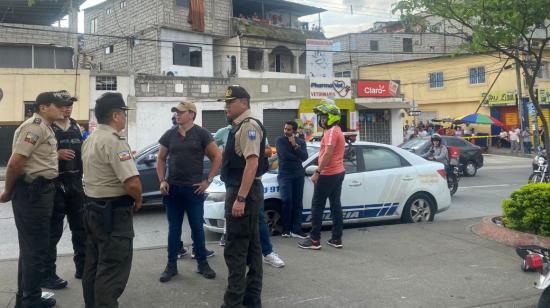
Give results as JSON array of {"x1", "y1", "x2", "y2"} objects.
[{"x1": 159, "y1": 125, "x2": 213, "y2": 186}]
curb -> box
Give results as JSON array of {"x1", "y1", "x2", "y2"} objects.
[{"x1": 472, "y1": 216, "x2": 550, "y2": 247}]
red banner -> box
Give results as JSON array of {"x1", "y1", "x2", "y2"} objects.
[{"x1": 357, "y1": 80, "x2": 399, "y2": 97}]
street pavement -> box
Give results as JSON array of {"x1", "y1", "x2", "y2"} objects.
[{"x1": 0, "y1": 154, "x2": 541, "y2": 307}]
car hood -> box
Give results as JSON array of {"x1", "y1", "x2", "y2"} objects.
[{"x1": 206, "y1": 172, "x2": 278, "y2": 194}]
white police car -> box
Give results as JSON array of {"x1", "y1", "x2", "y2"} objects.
[{"x1": 203, "y1": 139, "x2": 452, "y2": 234}]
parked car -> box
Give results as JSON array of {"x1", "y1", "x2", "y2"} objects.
[
  {"x1": 399, "y1": 136, "x2": 484, "y2": 176},
  {"x1": 203, "y1": 141, "x2": 452, "y2": 234}
]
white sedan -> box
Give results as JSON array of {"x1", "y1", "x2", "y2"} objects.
[{"x1": 203, "y1": 141, "x2": 452, "y2": 234}]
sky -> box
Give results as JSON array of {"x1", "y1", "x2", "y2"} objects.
[{"x1": 78, "y1": 0, "x2": 399, "y2": 38}]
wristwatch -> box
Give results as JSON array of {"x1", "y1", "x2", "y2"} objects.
[
  {"x1": 315, "y1": 170, "x2": 321, "y2": 174},
  {"x1": 237, "y1": 195, "x2": 246, "y2": 202}
]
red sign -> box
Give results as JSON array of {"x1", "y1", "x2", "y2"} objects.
[{"x1": 357, "y1": 80, "x2": 399, "y2": 97}]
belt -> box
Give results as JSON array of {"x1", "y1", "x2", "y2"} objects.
[
  {"x1": 85, "y1": 195, "x2": 134, "y2": 209},
  {"x1": 21, "y1": 174, "x2": 55, "y2": 185}
]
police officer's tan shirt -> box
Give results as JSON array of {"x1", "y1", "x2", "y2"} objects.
[
  {"x1": 82, "y1": 124, "x2": 139, "y2": 198},
  {"x1": 233, "y1": 109, "x2": 263, "y2": 159},
  {"x1": 12, "y1": 113, "x2": 58, "y2": 180}
]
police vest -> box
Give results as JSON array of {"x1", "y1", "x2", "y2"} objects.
[
  {"x1": 221, "y1": 117, "x2": 267, "y2": 187},
  {"x1": 52, "y1": 118, "x2": 83, "y2": 175}
]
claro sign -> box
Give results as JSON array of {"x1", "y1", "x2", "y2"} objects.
[{"x1": 357, "y1": 80, "x2": 399, "y2": 97}]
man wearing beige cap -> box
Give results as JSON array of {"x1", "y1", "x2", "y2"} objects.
[{"x1": 156, "y1": 101, "x2": 222, "y2": 282}]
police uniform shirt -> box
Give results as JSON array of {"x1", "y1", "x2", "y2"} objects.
[
  {"x1": 82, "y1": 124, "x2": 139, "y2": 198},
  {"x1": 12, "y1": 113, "x2": 58, "y2": 180},
  {"x1": 233, "y1": 110, "x2": 263, "y2": 159}
]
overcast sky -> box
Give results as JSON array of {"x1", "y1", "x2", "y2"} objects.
[{"x1": 78, "y1": 0, "x2": 399, "y2": 38}]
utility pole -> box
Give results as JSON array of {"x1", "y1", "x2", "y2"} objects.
[{"x1": 514, "y1": 51, "x2": 524, "y2": 132}]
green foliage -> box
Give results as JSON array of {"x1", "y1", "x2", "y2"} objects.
[
  {"x1": 502, "y1": 183, "x2": 550, "y2": 236},
  {"x1": 27, "y1": 0, "x2": 36, "y2": 7}
]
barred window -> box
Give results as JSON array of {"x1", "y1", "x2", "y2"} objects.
[
  {"x1": 469, "y1": 66, "x2": 485, "y2": 84},
  {"x1": 96, "y1": 76, "x2": 117, "y2": 91},
  {"x1": 429, "y1": 72, "x2": 444, "y2": 88}
]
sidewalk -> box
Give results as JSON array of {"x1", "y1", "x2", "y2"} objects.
[
  {"x1": 0, "y1": 218, "x2": 541, "y2": 308},
  {"x1": 486, "y1": 146, "x2": 534, "y2": 158}
]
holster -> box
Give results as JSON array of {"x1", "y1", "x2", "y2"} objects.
[
  {"x1": 22, "y1": 174, "x2": 53, "y2": 203},
  {"x1": 85, "y1": 200, "x2": 113, "y2": 233}
]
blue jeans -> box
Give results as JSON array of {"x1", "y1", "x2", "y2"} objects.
[
  {"x1": 278, "y1": 175, "x2": 304, "y2": 234},
  {"x1": 258, "y1": 202, "x2": 273, "y2": 256},
  {"x1": 163, "y1": 185, "x2": 208, "y2": 263}
]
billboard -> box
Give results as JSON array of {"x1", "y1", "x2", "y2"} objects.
[
  {"x1": 310, "y1": 78, "x2": 352, "y2": 99},
  {"x1": 357, "y1": 80, "x2": 399, "y2": 97},
  {"x1": 306, "y1": 39, "x2": 334, "y2": 78}
]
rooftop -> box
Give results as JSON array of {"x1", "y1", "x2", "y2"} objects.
[{"x1": 0, "y1": 0, "x2": 85, "y2": 25}]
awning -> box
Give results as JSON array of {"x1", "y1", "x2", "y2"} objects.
[{"x1": 355, "y1": 101, "x2": 410, "y2": 110}]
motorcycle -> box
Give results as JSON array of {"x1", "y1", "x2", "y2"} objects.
[
  {"x1": 529, "y1": 148, "x2": 548, "y2": 183},
  {"x1": 516, "y1": 245, "x2": 550, "y2": 307},
  {"x1": 425, "y1": 146, "x2": 460, "y2": 196}
]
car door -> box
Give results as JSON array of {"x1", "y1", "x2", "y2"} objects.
[
  {"x1": 445, "y1": 137, "x2": 476, "y2": 164},
  {"x1": 135, "y1": 145, "x2": 161, "y2": 201},
  {"x1": 301, "y1": 145, "x2": 366, "y2": 223},
  {"x1": 361, "y1": 146, "x2": 415, "y2": 220}
]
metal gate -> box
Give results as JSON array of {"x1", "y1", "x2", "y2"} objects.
[
  {"x1": 262, "y1": 109, "x2": 298, "y2": 145},
  {"x1": 0, "y1": 125, "x2": 17, "y2": 165},
  {"x1": 359, "y1": 110, "x2": 391, "y2": 144},
  {"x1": 202, "y1": 110, "x2": 228, "y2": 134}
]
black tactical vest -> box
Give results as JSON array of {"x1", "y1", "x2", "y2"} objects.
[
  {"x1": 52, "y1": 118, "x2": 83, "y2": 176},
  {"x1": 221, "y1": 117, "x2": 267, "y2": 187}
]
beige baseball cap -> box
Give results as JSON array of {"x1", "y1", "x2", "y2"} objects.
[{"x1": 171, "y1": 101, "x2": 197, "y2": 113}]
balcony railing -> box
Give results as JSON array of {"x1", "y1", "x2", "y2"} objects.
[{"x1": 230, "y1": 17, "x2": 325, "y2": 44}]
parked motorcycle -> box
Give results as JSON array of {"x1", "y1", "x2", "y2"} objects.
[
  {"x1": 516, "y1": 245, "x2": 550, "y2": 307},
  {"x1": 529, "y1": 148, "x2": 548, "y2": 183}
]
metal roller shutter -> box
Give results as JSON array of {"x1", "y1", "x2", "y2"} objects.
[
  {"x1": 262, "y1": 109, "x2": 298, "y2": 145},
  {"x1": 202, "y1": 110, "x2": 228, "y2": 134}
]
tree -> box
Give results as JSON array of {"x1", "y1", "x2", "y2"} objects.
[{"x1": 393, "y1": 0, "x2": 550, "y2": 162}]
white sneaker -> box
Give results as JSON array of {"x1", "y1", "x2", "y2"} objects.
[{"x1": 263, "y1": 252, "x2": 285, "y2": 268}]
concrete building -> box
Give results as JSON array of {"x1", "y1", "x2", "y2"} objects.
[
  {"x1": 0, "y1": 0, "x2": 90, "y2": 165},
  {"x1": 83, "y1": 0, "x2": 326, "y2": 149}
]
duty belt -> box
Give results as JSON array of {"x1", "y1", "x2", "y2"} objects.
[{"x1": 85, "y1": 195, "x2": 133, "y2": 233}]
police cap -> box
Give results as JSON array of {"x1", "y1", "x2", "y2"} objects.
[
  {"x1": 218, "y1": 85, "x2": 250, "y2": 101},
  {"x1": 95, "y1": 92, "x2": 132, "y2": 120},
  {"x1": 36, "y1": 90, "x2": 77, "y2": 107}
]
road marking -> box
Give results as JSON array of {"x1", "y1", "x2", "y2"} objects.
[
  {"x1": 484, "y1": 154, "x2": 533, "y2": 160},
  {"x1": 458, "y1": 184, "x2": 511, "y2": 190}
]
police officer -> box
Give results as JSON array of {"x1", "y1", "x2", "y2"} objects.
[
  {"x1": 42, "y1": 97, "x2": 86, "y2": 290},
  {"x1": 0, "y1": 90, "x2": 74, "y2": 308},
  {"x1": 219, "y1": 86, "x2": 266, "y2": 308},
  {"x1": 81, "y1": 92, "x2": 142, "y2": 308}
]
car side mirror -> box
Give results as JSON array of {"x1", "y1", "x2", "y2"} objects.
[
  {"x1": 144, "y1": 153, "x2": 157, "y2": 164},
  {"x1": 305, "y1": 165, "x2": 318, "y2": 176}
]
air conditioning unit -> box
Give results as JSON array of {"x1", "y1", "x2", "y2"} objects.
[{"x1": 166, "y1": 71, "x2": 176, "y2": 76}]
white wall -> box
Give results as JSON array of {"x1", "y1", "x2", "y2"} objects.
[
  {"x1": 391, "y1": 109, "x2": 404, "y2": 146},
  {"x1": 237, "y1": 69, "x2": 306, "y2": 79},
  {"x1": 160, "y1": 29, "x2": 214, "y2": 77}
]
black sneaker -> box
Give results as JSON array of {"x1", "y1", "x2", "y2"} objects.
[
  {"x1": 40, "y1": 274, "x2": 68, "y2": 290},
  {"x1": 191, "y1": 249, "x2": 215, "y2": 259},
  {"x1": 298, "y1": 237, "x2": 321, "y2": 250},
  {"x1": 219, "y1": 234, "x2": 226, "y2": 246},
  {"x1": 291, "y1": 231, "x2": 308, "y2": 239},
  {"x1": 197, "y1": 261, "x2": 216, "y2": 279},
  {"x1": 281, "y1": 232, "x2": 291, "y2": 238},
  {"x1": 40, "y1": 297, "x2": 56, "y2": 308},
  {"x1": 177, "y1": 247, "x2": 189, "y2": 259},
  {"x1": 159, "y1": 263, "x2": 178, "y2": 283},
  {"x1": 327, "y1": 238, "x2": 343, "y2": 249}
]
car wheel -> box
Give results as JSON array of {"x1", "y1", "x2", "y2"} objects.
[
  {"x1": 464, "y1": 161, "x2": 477, "y2": 176},
  {"x1": 537, "y1": 287, "x2": 550, "y2": 308},
  {"x1": 264, "y1": 200, "x2": 283, "y2": 236},
  {"x1": 401, "y1": 193, "x2": 436, "y2": 223}
]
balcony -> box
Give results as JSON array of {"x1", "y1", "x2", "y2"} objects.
[{"x1": 231, "y1": 17, "x2": 325, "y2": 44}]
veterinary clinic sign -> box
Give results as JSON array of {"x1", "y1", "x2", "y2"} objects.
[
  {"x1": 357, "y1": 80, "x2": 399, "y2": 97},
  {"x1": 309, "y1": 78, "x2": 352, "y2": 99}
]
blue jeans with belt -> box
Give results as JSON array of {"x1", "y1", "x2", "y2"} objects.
[{"x1": 163, "y1": 184, "x2": 207, "y2": 263}]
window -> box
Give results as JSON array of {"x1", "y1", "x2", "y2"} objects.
[
  {"x1": 90, "y1": 17, "x2": 98, "y2": 33},
  {"x1": 469, "y1": 66, "x2": 485, "y2": 84},
  {"x1": 120, "y1": 1, "x2": 127, "y2": 8},
  {"x1": 96, "y1": 76, "x2": 117, "y2": 90},
  {"x1": 370, "y1": 40, "x2": 379, "y2": 51},
  {"x1": 175, "y1": 0, "x2": 188, "y2": 7},
  {"x1": 429, "y1": 72, "x2": 444, "y2": 88},
  {"x1": 343, "y1": 146, "x2": 359, "y2": 173},
  {"x1": 173, "y1": 44, "x2": 202, "y2": 67},
  {"x1": 105, "y1": 45, "x2": 114, "y2": 54},
  {"x1": 247, "y1": 48, "x2": 263, "y2": 70},
  {"x1": 403, "y1": 38, "x2": 413, "y2": 52},
  {"x1": 363, "y1": 147, "x2": 405, "y2": 172},
  {"x1": 342, "y1": 71, "x2": 351, "y2": 77},
  {"x1": 106, "y1": 7, "x2": 112, "y2": 15},
  {"x1": 230, "y1": 56, "x2": 236, "y2": 76},
  {"x1": 335, "y1": 72, "x2": 342, "y2": 77},
  {"x1": 24, "y1": 102, "x2": 35, "y2": 119}
]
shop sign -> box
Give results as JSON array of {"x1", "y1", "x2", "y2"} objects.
[
  {"x1": 538, "y1": 88, "x2": 550, "y2": 105},
  {"x1": 481, "y1": 90, "x2": 516, "y2": 106},
  {"x1": 309, "y1": 78, "x2": 352, "y2": 99},
  {"x1": 306, "y1": 39, "x2": 334, "y2": 78},
  {"x1": 357, "y1": 80, "x2": 399, "y2": 97}
]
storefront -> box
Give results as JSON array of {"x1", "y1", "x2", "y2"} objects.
[
  {"x1": 355, "y1": 80, "x2": 408, "y2": 146},
  {"x1": 298, "y1": 98, "x2": 356, "y2": 141},
  {"x1": 484, "y1": 90, "x2": 520, "y2": 134}
]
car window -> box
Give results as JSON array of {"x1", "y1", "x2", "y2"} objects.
[
  {"x1": 344, "y1": 146, "x2": 359, "y2": 174},
  {"x1": 446, "y1": 138, "x2": 467, "y2": 147},
  {"x1": 363, "y1": 147, "x2": 406, "y2": 172},
  {"x1": 400, "y1": 137, "x2": 429, "y2": 150}
]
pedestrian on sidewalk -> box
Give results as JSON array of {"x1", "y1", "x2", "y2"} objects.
[
  {"x1": 43, "y1": 99, "x2": 87, "y2": 291},
  {"x1": 219, "y1": 86, "x2": 265, "y2": 307},
  {"x1": 521, "y1": 128, "x2": 532, "y2": 154},
  {"x1": 276, "y1": 121, "x2": 308, "y2": 239},
  {"x1": 156, "y1": 101, "x2": 221, "y2": 283},
  {"x1": 509, "y1": 127, "x2": 520, "y2": 154},
  {"x1": 298, "y1": 100, "x2": 346, "y2": 250},
  {"x1": 0, "y1": 91, "x2": 74, "y2": 308},
  {"x1": 81, "y1": 92, "x2": 142, "y2": 308}
]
